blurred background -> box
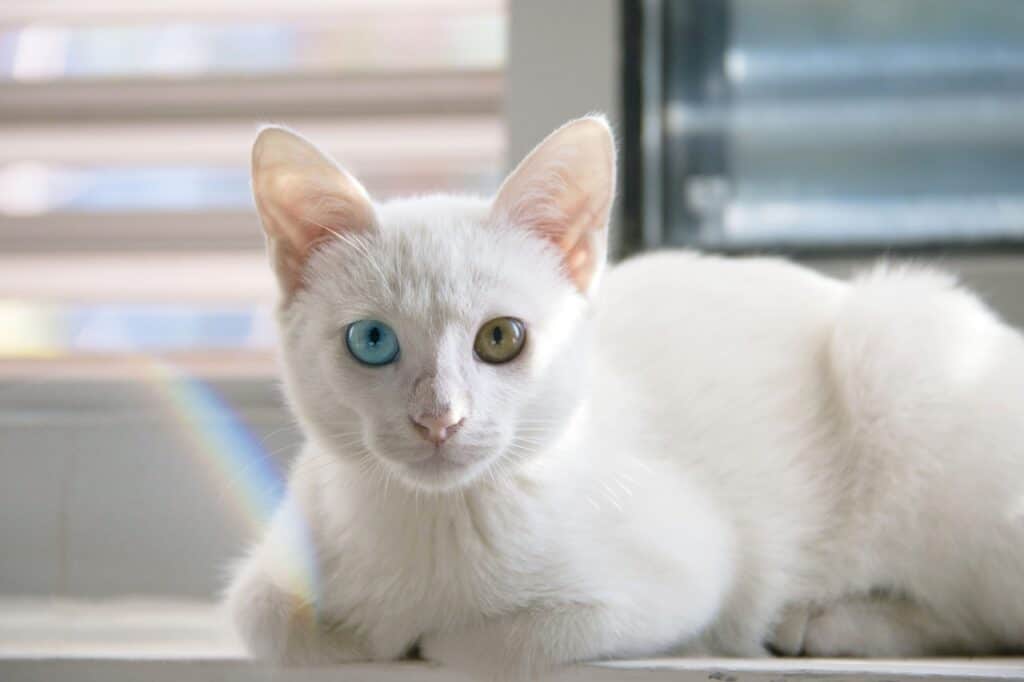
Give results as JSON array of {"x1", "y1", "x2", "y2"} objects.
[
  {"x1": 622, "y1": 0, "x2": 1024, "y2": 252},
  {"x1": 2, "y1": 0, "x2": 1024, "y2": 663},
  {"x1": 0, "y1": 0, "x2": 504, "y2": 366}
]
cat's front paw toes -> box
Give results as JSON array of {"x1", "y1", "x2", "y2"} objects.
[
  {"x1": 765, "y1": 602, "x2": 864, "y2": 657},
  {"x1": 286, "y1": 612, "x2": 375, "y2": 665},
  {"x1": 800, "y1": 607, "x2": 868, "y2": 658},
  {"x1": 226, "y1": 570, "x2": 373, "y2": 665},
  {"x1": 765, "y1": 603, "x2": 811, "y2": 657},
  {"x1": 420, "y1": 630, "x2": 520, "y2": 681},
  {"x1": 419, "y1": 632, "x2": 475, "y2": 670}
]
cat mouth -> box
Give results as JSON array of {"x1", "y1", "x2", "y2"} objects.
[
  {"x1": 396, "y1": 448, "x2": 485, "y2": 488},
  {"x1": 404, "y1": 450, "x2": 466, "y2": 473}
]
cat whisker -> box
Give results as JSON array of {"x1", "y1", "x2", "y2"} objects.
[
  {"x1": 511, "y1": 434, "x2": 547, "y2": 444},
  {"x1": 598, "y1": 482, "x2": 624, "y2": 512},
  {"x1": 263, "y1": 441, "x2": 306, "y2": 459},
  {"x1": 259, "y1": 423, "x2": 303, "y2": 445}
]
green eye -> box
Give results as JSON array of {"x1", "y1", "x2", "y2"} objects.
[{"x1": 474, "y1": 317, "x2": 526, "y2": 364}]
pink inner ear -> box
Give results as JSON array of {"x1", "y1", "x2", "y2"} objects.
[
  {"x1": 563, "y1": 235, "x2": 598, "y2": 292},
  {"x1": 252, "y1": 128, "x2": 377, "y2": 297},
  {"x1": 502, "y1": 184, "x2": 608, "y2": 293},
  {"x1": 549, "y1": 175, "x2": 612, "y2": 291},
  {"x1": 491, "y1": 118, "x2": 615, "y2": 293}
]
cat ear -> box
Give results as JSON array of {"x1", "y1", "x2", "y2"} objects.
[
  {"x1": 490, "y1": 115, "x2": 615, "y2": 295},
  {"x1": 251, "y1": 125, "x2": 376, "y2": 296}
]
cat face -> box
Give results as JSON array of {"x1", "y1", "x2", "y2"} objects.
[{"x1": 252, "y1": 117, "x2": 615, "y2": 491}]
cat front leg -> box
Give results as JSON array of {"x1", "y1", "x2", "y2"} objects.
[
  {"x1": 420, "y1": 606, "x2": 604, "y2": 680},
  {"x1": 420, "y1": 603, "x2": 691, "y2": 681},
  {"x1": 225, "y1": 557, "x2": 377, "y2": 664},
  {"x1": 767, "y1": 595, "x2": 969, "y2": 657},
  {"x1": 764, "y1": 602, "x2": 810, "y2": 656}
]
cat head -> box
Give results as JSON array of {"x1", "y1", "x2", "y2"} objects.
[{"x1": 252, "y1": 116, "x2": 615, "y2": 492}]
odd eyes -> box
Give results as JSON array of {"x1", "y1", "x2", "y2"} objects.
[
  {"x1": 345, "y1": 320, "x2": 400, "y2": 366},
  {"x1": 474, "y1": 317, "x2": 526, "y2": 364},
  {"x1": 344, "y1": 317, "x2": 527, "y2": 367}
]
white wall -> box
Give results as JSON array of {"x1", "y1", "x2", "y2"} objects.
[
  {"x1": 506, "y1": 0, "x2": 621, "y2": 167},
  {"x1": 0, "y1": 379, "x2": 295, "y2": 598}
]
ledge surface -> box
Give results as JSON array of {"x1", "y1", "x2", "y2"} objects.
[{"x1": 1, "y1": 599, "x2": 1021, "y2": 681}]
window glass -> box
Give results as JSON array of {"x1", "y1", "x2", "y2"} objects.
[{"x1": 654, "y1": 0, "x2": 1024, "y2": 248}]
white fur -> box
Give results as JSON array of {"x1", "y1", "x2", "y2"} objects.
[{"x1": 225, "y1": 117, "x2": 1024, "y2": 678}]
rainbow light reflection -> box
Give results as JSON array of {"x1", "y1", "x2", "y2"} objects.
[
  {"x1": 146, "y1": 360, "x2": 321, "y2": 609},
  {"x1": 0, "y1": 299, "x2": 321, "y2": 608}
]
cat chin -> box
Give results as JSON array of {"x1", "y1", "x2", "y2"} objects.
[{"x1": 384, "y1": 451, "x2": 496, "y2": 493}]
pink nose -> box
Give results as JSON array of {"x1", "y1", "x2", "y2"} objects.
[{"x1": 411, "y1": 411, "x2": 465, "y2": 445}]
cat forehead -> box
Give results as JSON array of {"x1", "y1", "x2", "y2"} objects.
[
  {"x1": 302, "y1": 195, "x2": 568, "y2": 324},
  {"x1": 377, "y1": 194, "x2": 491, "y2": 225}
]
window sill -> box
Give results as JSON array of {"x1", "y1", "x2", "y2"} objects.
[
  {"x1": 2, "y1": 655, "x2": 1021, "y2": 681},
  {"x1": 1, "y1": 599, "x2": 1021, "y2": 680}
]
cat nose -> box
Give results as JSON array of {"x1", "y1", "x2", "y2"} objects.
[{"x1": 410, "y1": 410, "x2": 465, "y2": 445}]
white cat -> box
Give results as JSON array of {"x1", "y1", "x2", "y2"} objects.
[{"x1": 225, "y1": 115, "x2": 1024, "y2": 677}]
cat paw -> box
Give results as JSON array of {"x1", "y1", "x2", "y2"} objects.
[
  {"x1": 420, "y1": 629, "x2": 527, "y2": 682},
  {"x1": 765, "y1": 602, "x2": 869, "y2": 657},
  {"x1": 226, "y1": 567, "x2": 373, "y2": 665},
  {"x1": 800, "y1": 607, "x2": 871, "y2": 657},
  {"x1": 420, "y1": 631, "x2": 490, "y2": 678},
  {"x1": 772, "y1": 602, "x2": 888, "y2": 657},
  {"x1": 284, "y1": 609, "x2": 375, "y2": 665},
  {"x1": 765, "y1": 603, "x2": 811, "y2": 656},
  {"x1": 766, "y1": 596, "x2": 946, "y2": 658}
]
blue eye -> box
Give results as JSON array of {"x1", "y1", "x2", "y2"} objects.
[{"x1": 345, "y1": 319, "x2": 400, "y2": 366}]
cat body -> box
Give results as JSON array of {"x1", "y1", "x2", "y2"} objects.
[{"x1": 226, "y1": 117, "x2": 1024, "y2": 676}]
